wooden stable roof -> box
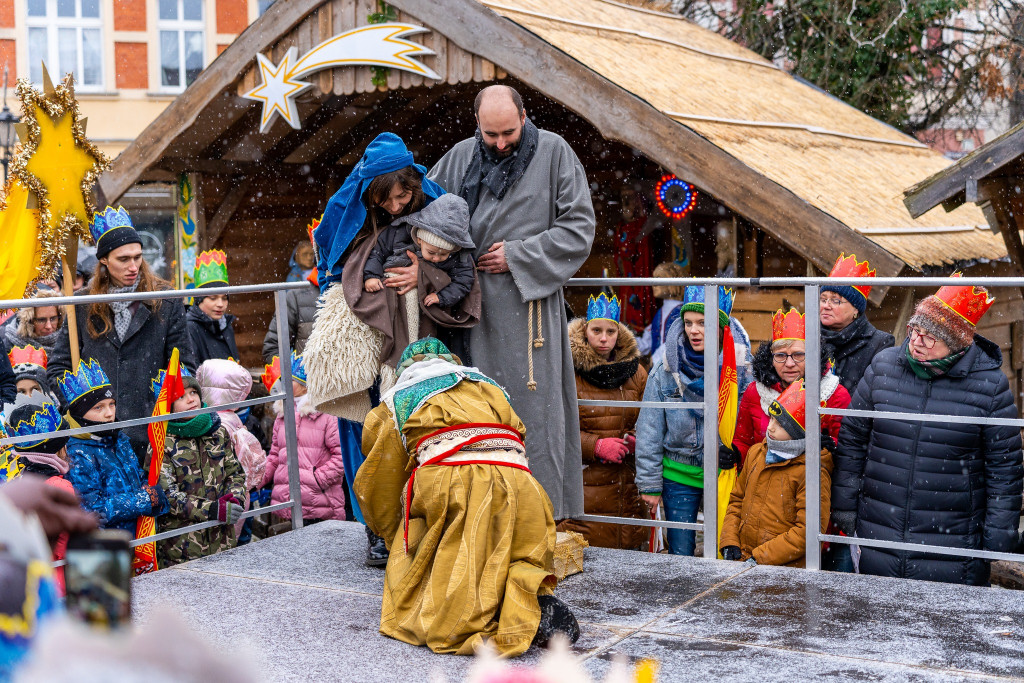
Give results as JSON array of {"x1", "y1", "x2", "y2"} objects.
[{"x1": 98, "y1": 0, "x2": 1004, "y2": 290}]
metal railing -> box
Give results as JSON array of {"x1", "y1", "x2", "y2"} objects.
[
  {"x1": 0, "y1": 282, "x2": 309, "y2": 558},
  {"x1": 567, "y1": 275, "x2": 1024, "y2": 569}
]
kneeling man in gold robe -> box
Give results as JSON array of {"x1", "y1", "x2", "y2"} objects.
[{"x1": 354, "y1": 338, "x2": 579, "y2": 657}]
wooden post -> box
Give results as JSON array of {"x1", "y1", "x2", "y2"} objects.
[{"x1": 62, "y1": 235, "x2": 80, "y2": 368}]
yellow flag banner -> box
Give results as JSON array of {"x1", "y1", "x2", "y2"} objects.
[
  {"x1": 133, "y1": 348, "x2": 184, "y2": 575},
  {"x1": 0, "y1": 180, "x2": 42, "y2": 302}
]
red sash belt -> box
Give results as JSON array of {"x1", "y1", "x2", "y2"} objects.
[{"x1": 403, "y1": 423, "x2": 528, "y2": 552}]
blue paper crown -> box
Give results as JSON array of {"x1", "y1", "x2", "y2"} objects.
[
  {"x1": 58, "y1": 359, "x2": 111, "y2": 407},
  {"x1": 586, "y1": 293, "x2": 620, "y2": 323},
  {"x1": 681, "y1": 285, "x2": 736, "y2": 327},
  {"x1": 89, "y1": 206, "x2": 134, "y2": 244},
  {"x1": 151, "y1": 365, "x2": 193, "y2": 401},
  {"x1": 7, "y1": 400, "x2": 65, "y2": 449},
  {"x1": 291, "y1": 352, "x2": 307, "y2": 386}
]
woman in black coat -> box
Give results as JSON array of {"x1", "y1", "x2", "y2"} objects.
[
  {"x1": 49, "y1": 208, "x2": 196, "y2": 465},
  {"x1": 819, "y1": 254, "x2": 895, "y2": 393},
  {"x1": 831, "y1": 284, "x2": 1023, "y2": 586}
]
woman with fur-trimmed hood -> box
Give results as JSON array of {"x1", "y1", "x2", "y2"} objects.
[
  {"x1": 4, "y1": 289, "x2": 64, "y2": 357},
  {"x1": 558, "y1": 294, "x2": 648, "y2": 550}
]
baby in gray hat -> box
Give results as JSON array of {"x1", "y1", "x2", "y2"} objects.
[{"x1": 363, "y1": 193, "x2": 477, "y2": 309}]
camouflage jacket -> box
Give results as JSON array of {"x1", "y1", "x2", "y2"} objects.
[{"x1": 157, "y1": 421, "x2": 246, "y2": 567}]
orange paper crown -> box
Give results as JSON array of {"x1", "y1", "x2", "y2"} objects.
[
  {"x1": 771, "y1": 308, "x2": 805, "y2": 342},
  {"x1": 933, "y1": 272, "x2": 995, "y2": 327},
  {"x1": 8, "y1": 345, "x2": 47, "y2": 370},
  {"x1": 261, "y1": 356, "x2": 282, "y2": 393},
  {"x1": 307, "y1": 217, "x2": 320, "y2": 247},
  {"x1": 768, "y1": 379, "x2": 806, "y2": 433},
  {"x1": 828, "y1": 253, "x2": 876, "y2": 299}
]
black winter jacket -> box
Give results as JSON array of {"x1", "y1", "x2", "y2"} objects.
[
  {"x1": 49, "y1": 291, "x2": 197, "y2": 463},
  {"x1": 0, "y1": 343, "x2": 15, "y2": 405},
  {"x1": 363, "y1": 224, "x2": 476, "y2": 308},
  {"x1": 262, "y1": 282, "x2": 318, "y2": 364},
  {"x1": 186, "y1": 307, "x2": 239, "y2": 365},
  {"x1": 821, "y1": 315, "x2": 894, "y2": 394},
  {"x1": 832, "y1": 337, "x2": 1023, "y2": 586}
]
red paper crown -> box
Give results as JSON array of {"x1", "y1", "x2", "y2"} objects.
[
  {"x1": 768, "y1": 379, "x2": 806, "y2": 432},
  {"x1": 772, "y1": 308, "x2": 805, "y2": 342},
  {"x1": 261, "y1": 356, "x2": 282, "y2": 393},
  {"x1": 933, "y1": 272, "x2": 995, "y2": 327},
  {"x1": 8, "y1": 345, "x2": 48, "y2": 370},
  {"x1": 195, "y1": 249, "x2": 227, "y2": 269},
  {"x1": 828, "y1": 253, "x2": 876, "y2": 299}
]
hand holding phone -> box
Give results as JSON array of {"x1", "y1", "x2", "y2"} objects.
[{"x1": 65, "y1": 529, "x2": 132, "y2": 629}]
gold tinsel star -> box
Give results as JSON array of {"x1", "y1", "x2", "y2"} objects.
[{"x1": 10, "y1": 67, "x2": 109, "y2": 278}]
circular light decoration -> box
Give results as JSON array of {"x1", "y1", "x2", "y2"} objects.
[{"x1": 655, "y1": 174, "x2": 698, "y2": 220}]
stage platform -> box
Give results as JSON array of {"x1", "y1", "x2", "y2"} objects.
[{"x1": 133, "y1": 521, "x2": 1024, "y2": 682}]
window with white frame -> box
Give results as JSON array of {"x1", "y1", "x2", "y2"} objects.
[
  {"x1": 26, "y1": 0, "x2": 102, "y2": 91},
  {"x1": 158, "y1": 0, "x2": 204, "y2": 91}
]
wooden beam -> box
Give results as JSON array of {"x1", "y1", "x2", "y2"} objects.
[
  {"x1": 903, "y1": 120, "x2": 1024, "y2": 218},
  {"x1": 205, "y1": 178, "x2": 253, "y2": 248},
  {"x1": 98, "y1": 0, "x2": 331, "y2": 201},
  {"x1": 983, "y1": 180, "x2": 1024, "y2": 300},
  {"x1": 387, "y1": 0, "x2": 906, "y2": 290}
]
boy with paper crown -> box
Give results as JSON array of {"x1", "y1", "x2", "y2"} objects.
[
  {"x1": 261, "y1": 352, "x2": 347, "y2": 525},
  {"x1": 187, "y1": 249, "x2": 240, "y2": 365},
  {"x1": 720, "y1": 380, "x2": 834, "y2": 567},
  {"x1": 154, "y1": 365, "x2": 247, "y2": 566},
  {"x1": 8, "y1": 345, "x2": 59, "y2": 405},
  {"x1": 60, "y1": 358, "x2": 168, "y2": 534}
]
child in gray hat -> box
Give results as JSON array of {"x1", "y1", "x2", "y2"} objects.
[{"x1": 363, "y1": 193, "x2": 477, "y2": 310}]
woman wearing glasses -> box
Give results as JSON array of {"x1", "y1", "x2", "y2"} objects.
[
  {"x1": 3, "y1": 289, "x2": 64, "y2": 358},
  {"x1": 831, "y1": 282, "x2": 1022, "y2": 586},
  {"x1": 732, "y1": 308, "x2": 850, "y2": 465},
  {"x1": 818, "y1": 254, "x2": 894, "y2": 394}
]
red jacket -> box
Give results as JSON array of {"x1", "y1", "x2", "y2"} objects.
[{"x1": 733, "y1": 380, "x2": 851, "y2": 464}]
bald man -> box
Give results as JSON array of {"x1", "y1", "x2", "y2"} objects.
[{"x1": 427, "y1": 85, "x2": 596, "y2": 518}]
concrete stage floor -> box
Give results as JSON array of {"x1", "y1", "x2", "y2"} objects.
[{"x1": 134, "y1": 521, "x2": 1024, "y2": 682}]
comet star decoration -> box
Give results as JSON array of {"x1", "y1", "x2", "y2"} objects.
[{"x1": 242, "y1": 23, "x2": 441, "y2": 132}]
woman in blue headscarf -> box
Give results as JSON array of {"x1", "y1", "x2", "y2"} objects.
[
  {"x1": 309, "y1": 133, "x2": 445, "y2": 566},
  {"x1": 314, "y1": 132, "x2": 446, "y2": 292}
]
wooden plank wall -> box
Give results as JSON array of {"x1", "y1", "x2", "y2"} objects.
[{"x1": 235, "y1": 0, "x2": 502, "y2": 99}]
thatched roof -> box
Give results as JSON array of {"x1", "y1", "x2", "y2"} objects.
[
  {"x1": 97, "y1": 0, "x2": 1005, "y2": 283},
  {"x1": 482, "y1": 0, "x2": 1003, "y2": 269}
]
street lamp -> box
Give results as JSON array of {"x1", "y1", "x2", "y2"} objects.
[{"x1": 0, "y1": 67, "x2": 20, "y2": 184}]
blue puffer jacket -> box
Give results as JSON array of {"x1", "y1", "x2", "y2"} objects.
[
  {"x1": 833, "y1": 337, "x2": 1023, "y2": 586},
  {"x1": 635, "y1": 317, "x2": 752, "y2": 494},
  {"x1": 66, "y1": 429, "x2": 168, "y2": 533}
]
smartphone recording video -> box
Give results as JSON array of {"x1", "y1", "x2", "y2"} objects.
[{"x1": 64, "y1": 529, "x2": 132, "y2": 629}]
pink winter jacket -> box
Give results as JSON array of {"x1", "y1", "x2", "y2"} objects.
[
  {"x1": 262, "y1": 394, "x2": 346, "y2": 521},
  {"x1": 196, "y1": 359, "x2": 267, "y2": 491}
]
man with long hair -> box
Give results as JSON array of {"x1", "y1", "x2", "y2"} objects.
[{"x1": 49, "y1": 207, "x2": 196, "y2": 465}]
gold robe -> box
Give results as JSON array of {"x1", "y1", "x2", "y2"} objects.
[{"x1": 354, "y1": 380, "x2": 557, "y2": 657}]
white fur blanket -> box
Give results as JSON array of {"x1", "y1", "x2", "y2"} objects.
[{"x1": 303, "y1": 284, "x2": 396, "y2": 423}]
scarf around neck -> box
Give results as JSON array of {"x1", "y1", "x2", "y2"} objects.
[
  {"x1": 459, "y1": 117, "x2": 539, "y2": 215},
  {"x1": 580, "y1": 357, "x2": 640, "y2": 390},
  {"x1": 108, "y1": 280, "x2": 140, "y2": 340},
  {"x1": 905, "y1": 344, "x2": 968, "y2": 380},
  {"x1": 766, "y1": 436, "x2": 806, "y2": 465},
  {"x1": 167, "y1": 410, "x2": 219, "y2": 438},
  {"x1": 820, "y1": 314, "x2": 870, "y2": 353}
]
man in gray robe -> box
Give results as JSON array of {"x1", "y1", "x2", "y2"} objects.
[{"x1": 424, "y1": 85, "x2": 595, "y2": 518}]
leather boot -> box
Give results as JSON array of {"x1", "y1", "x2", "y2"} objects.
[
  {"x1": 365, "y1": 525, "x2": 389, "y2": 567},
  {"x1": 532, "y1": 595, "x2": 580, "y2": 647}
]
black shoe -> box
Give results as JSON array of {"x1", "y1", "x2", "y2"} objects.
[
  {"x1": 365, "y1": 526, "x2": 389, "y2": 567},
  {"x1": 532, "y1": 595, "x2": 580, "y2": 647}
]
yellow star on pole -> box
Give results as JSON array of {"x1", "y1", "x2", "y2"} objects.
[
  {"x1": 10, "y1": 66, "x2": 109, "y2": 280},
  {"x1": 25, "y1": 106, "x2": 96, "y2": 230},
  {"x1": 242, "y1": 48, "x2": 312, "y2": 132}
]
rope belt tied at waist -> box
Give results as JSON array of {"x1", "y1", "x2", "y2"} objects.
[{"x1": 403, "y1": 423, "x2": 528, "y2": 552}]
